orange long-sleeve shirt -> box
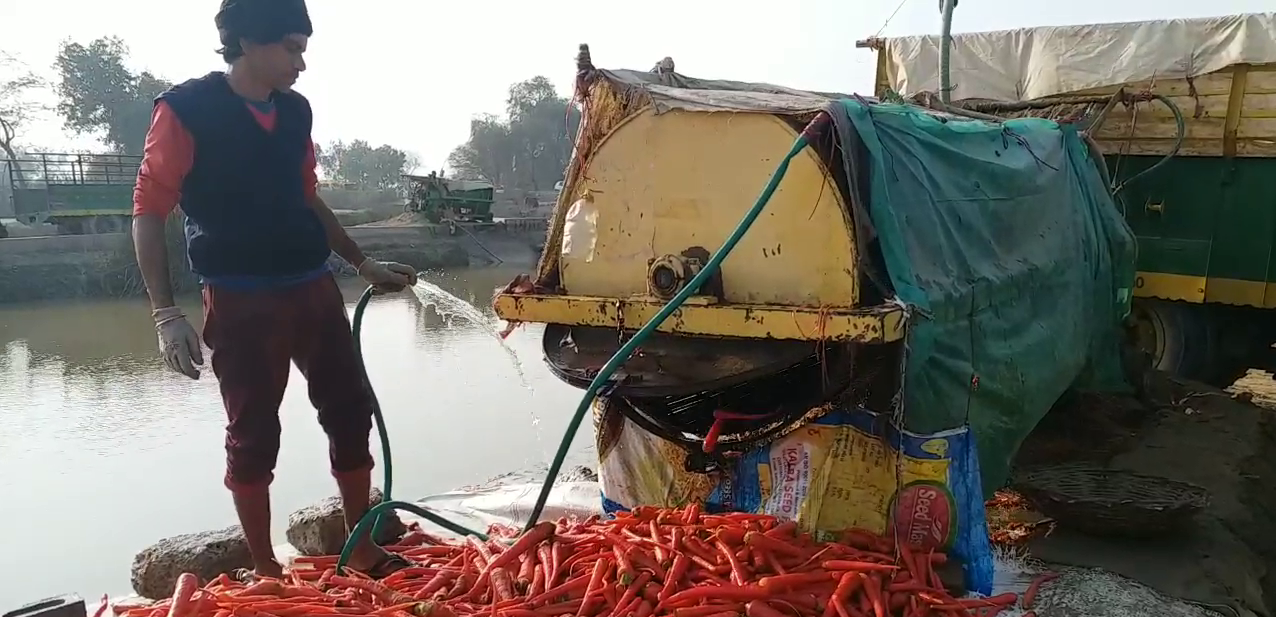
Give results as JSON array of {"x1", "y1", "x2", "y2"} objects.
[{"x1": 132, "y1": 100, "x2": 320, "y2": 218}]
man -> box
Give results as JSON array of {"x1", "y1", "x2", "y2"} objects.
[{"x1": 132, "y1": 0, "x2": 416, "y2": 580}]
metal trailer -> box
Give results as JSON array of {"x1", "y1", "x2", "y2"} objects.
[
  {"x1": 859, "y1": 13, "x2": 1276, "y2": 387},
  {"x1": 6, "y1": 153, "x2": 140, "y2": 235}
]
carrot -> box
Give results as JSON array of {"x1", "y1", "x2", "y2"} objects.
[
  {"x1": 413, "y1": 570, "x2": 459, "y2": 600},
  {"x1": 659, "y1": 553, "x2": 691, "y2": 602},
  {"x1": 551, "y1": 541, "x2": 567, "y2": 583},
  {"x1": 928, "y1": 593, "x2": 1018, "y2": 610},
  {"x1": 167, "y1": 573, "x2": 200, "y2": 617},
  {"x1": 758, "y1": 572, "x2": 833, "y2": 590},
  {"x1": 757, "y1": 549, "x2": 788, "y2": 577},
  {"x1": 528, "y1": 564, "x2": 547, "y2": 598},
  {"x1": 1022, "y1": 572, "x2": 1059, "y2": 608},
  {"x1": 488, "y1": 522, "x2": 556, "y2": 571},
  {"x1": 716, "y1": 527, "x2": 747, "y2": 547},
  {"x1": 92, "y1": 596, "x2": 110, "y2": 617},
  {"x1": 609, "y1": 571, "x2": 652, "y2": 617},
  {"x1": 672, "y1": 606, "x2": 744, "y2": 617},
  {"x1": 825, "y1": 572, "x2": 863, "y2": 617},
  {"x1": 576, "y1": 559, "x2": 613, "y2": 617},
  {"x1": 612, "y1": 541, "x2": 638, "y2": 585},
  {"x1": 897, "y1": 541, "x2": 921, "y2": 582},
  {"x1": 744, "y1": 532, "x2": 807, "y2": 559},
  {"x1": 561, "y1": 546, "x2": 601, "y2": 574},
  {"x1": 602, "y1": 580, "x2": 619, "y2": 608},
  {"x1": 469, "y1": 537, "x2": 516, "y2": 602},
  {"x1": 822, "y1": 560, "x2": 900, "y2": 573},
  {"x1": 648, "y1": 521, "x2": 668, "y2": 565},
  {"x1": 292, "y1": 556, "x2": 340, "y2": 567},
  {"x1": 683, "y1": 536, "x2": 722, "y2": 565},
  {"x1": 661, "y1": 585, "x2": 769, "y2": 608},
  {"x1": 632, "y1": 600, "x2": 655, "y2": 617},
  {"x1": 716, "y1": 539, "x2": 749, "y2": 585},
  {"x1": 536, "y1": 544, "x2": 555, "y2": 588},
  {"x1": 331, "y1": 576, "x2": 417, "y2": 606},
  {"x1": 517, "y1": 551, "x2": 538, "y2": 591},
  {"x1": 524, "y1": 574, "x2": 590, "y2": 606},
  {"x1": 862, "y1": 574, "x2": 886, "y2": 617},
  {"x1": 702, "y1": 418, "x2": 724, "y2": 453},
  {"x1": 745, "y1": 602, "x2": 789, "y2": 617},
  {"x1": 127, "y1": 508, "x2": 993, "y2": 617}
]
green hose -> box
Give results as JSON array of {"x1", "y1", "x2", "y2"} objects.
[
  {"x1": 939, "y1": 0, "x2": 957, "y2": 103},
  {"x1": 351, "y1": 289, "x2": 397, "y2": 540},
  {"x1": 337, "y1": 130, "x2": 812, "y2": 571},
  {"x1": 337, "y1": 500, "x2": 490, "y2": 571}
]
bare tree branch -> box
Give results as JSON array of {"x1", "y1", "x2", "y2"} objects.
[{"x1": 0, "y1": 50, "x2": 49, "y2": 162}]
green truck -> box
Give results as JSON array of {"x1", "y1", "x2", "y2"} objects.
[
  {"x1": 861, "y1": 13, "x2": 1276, "y2": 387},
  {"x1": 6, "y1": 153, "x2": 140, "y2": 235}
]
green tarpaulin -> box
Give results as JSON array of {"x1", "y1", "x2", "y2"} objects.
[{"x1": 838, "y1": 101, "x2": 1137, "y2": 495}]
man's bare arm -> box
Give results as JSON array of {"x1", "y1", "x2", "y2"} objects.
[
  {"x1": 134, "y1": 214, "x2": 176, "y2": 309},
  {"x1": 308, "y1": 193, "x2": 368, "y2": 268}
]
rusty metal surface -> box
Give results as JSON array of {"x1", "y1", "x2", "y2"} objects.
[
  {"x1": 542, "y1": 325, "x2": 816, "y2": 398},
  {"x1": 493, "y1": 293, "x2": 905, "y2": 343}
]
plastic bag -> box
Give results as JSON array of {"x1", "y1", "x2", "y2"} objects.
[{"x1": 595, "y1": 401, "x2": 997, "y2": 594}]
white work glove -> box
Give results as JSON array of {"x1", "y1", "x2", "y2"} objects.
[
  {"x1": 153, "y1": 306, "x2": 204, "y2": 379},
  {"x1": 357, "y1": 258, "x2": 418, "y2": 293}
]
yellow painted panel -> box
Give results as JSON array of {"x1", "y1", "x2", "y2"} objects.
[
  {"x1": 1133, "y1": 271, "x2": 1205, "y2": 303},
  {"x1": 561, "y1": 107, "x2": 858, "y2": 308},
  {"x1": 1205, "y1": 277, "x2": 1265, "y2": 307},
  {"x1": 1132, "y1": 273, "x2": 1276, "y2": 308},
  {"x1": 491, "y1": 293, "x2": 906, "y2": 343}
]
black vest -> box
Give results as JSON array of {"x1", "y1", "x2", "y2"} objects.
[{"x1": 158, "y1": 72, "x2": 331, "y2": 278}]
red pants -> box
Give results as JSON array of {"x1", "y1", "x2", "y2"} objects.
[{"x1": 202, "y1": 274, "x2": 375, "y2": 491}]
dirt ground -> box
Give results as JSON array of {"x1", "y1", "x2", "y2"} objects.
[{"x1": 989, "y1": 371, "x2": 1276, "y2": 616}]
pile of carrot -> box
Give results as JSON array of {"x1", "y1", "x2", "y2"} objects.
[{"x1": 112, "y1": 505, "x2": 1057, "y2": 617}]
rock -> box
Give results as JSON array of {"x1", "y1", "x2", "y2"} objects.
[
  {"x1": 563, "y1": 465, "x2": 598, "y2": 483},
  {"x1": 131, "y1": 525, "x2": 252, "y2": 600},
  {"x1": 1034, "y1": 566, "x2": 1225, "y2": 617},
  {"x1": 286, "y1": 487, "x2": 406, "y2": 556}
]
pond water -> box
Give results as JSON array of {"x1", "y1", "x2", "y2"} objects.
[{"x1": 0, "y1": 267, "x2": 591, "y2": 605}]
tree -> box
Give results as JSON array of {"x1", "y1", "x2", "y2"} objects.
[
  {"x1": 54, "y1": 37, "x2": 171, "y2": 155},
  {"x1": 446, "y1": 76, "x2": 580, "y2": 191},
  {"x1": 316, "y1": 139, "x2": 415, "y2": 191},
  {"x1": 446, "y1": 114, "x2": 511, "y2": 184},
  {"x1": 0, "y1": 51, "x2": 47, "y2": 163}
]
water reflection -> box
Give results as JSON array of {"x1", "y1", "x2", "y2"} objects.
[{"x1": 0, "y1": 267, "x2": 592, "y2": 606}]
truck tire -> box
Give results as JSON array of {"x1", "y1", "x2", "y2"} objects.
[
  {"x1": 1129, "y1": 299, "x2": 1249, "y2": 388},
  {"x1": 55, "y1": 218, "x2": 86, "y2": 235}
]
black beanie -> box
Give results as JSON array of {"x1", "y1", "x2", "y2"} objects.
[{"x1": 216, "y1": 0, "x2": 313, "y2": 47}]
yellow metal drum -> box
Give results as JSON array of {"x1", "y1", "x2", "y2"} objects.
[{"x1": 558, "y1": 106, "x2": 859, "y2": 309}]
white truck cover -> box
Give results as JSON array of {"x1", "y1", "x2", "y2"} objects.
[{"x1": 874, "y1": 13, "x2": 1276, "y2": 101}]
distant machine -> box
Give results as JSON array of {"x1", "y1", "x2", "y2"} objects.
[{"x1": 402, "y1": 172, "x2": 495, "y2": 224}]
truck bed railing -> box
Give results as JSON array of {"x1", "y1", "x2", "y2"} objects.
[{"x1": 6, "y1": 153, "x2": 142, "y2": 188}]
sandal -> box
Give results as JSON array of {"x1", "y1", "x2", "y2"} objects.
[{"x1": 231, "y1": 562, "x2": 284, "y2": 584}]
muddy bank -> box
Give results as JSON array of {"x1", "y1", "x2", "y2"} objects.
[
  {"x1": 1004, "y1": 372, "x2": 1276, "y2": 617},
  {"x1": 0, "y1": 223, "x2": 546, "y2": 304}
]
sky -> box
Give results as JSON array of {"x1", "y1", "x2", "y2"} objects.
[{"x1": 0, "y1": 0, "x2": 1272, "y2": 172}]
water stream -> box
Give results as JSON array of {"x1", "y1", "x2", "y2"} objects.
[{"x1": 410, "y1": 280, "x2": 534, "y2": 395}]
